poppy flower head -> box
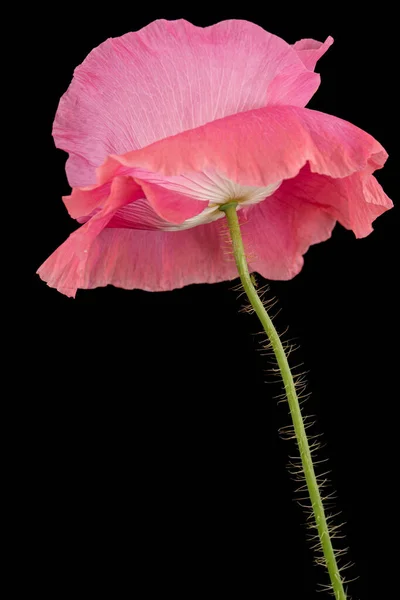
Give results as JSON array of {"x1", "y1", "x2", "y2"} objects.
[{"x1": 38, "y1": 19, "x2": 392, "y2": 297}]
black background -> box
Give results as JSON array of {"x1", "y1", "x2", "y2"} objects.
[{"x1": 23, "y1": 3, "x2": 397, "y2": 599}]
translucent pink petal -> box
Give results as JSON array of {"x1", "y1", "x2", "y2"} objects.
[
  {"x1": 53, "y1": 19, "x2": 326, "y2": 187},
  {"x1": 36, "y1": 221, "x2": 239, "y2": 297},
  {"x1": 100, "y1": 105, "x2": 387, "y2": 191},
  {"x1": 293, "y1": 37, "x2": 334, "y2": 70},
  {"x1": 107, "y1": 199, "x2": 172, "y2": 230}
]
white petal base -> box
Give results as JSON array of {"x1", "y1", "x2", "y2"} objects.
[{"x1": 132, "y1": 168, "x2": 282, "y2": 230}]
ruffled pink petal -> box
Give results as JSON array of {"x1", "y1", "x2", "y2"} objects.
[
  {"x1": 241, "y1": 164, "x2": 392, "y2": 281},
  {"x1": 242, "y1": 186, "x2": 336, "y2": 281},
  {"x1": 63, "y1": 181, "x2": 113, "y2": 219},
  {"x1": 37, "y1": 221, "x2": 239, "y2": 297},
  {"x1": 100, "y1": 105, "x2": 387, "y2": 194},
  {"x1": 54, "y1": 19, "x2": 326, "y2": 187},
  {"x1": 37, "y1": 165, "x2": 392, "y2": 296},
  {"x1": 293, "y1": 37, "x2": 334, "y2": 70},
  {"x1": 286, "y1": 165, "x2": 392, "y2": 238},
  {"x1": 38, "y1": 176, "x2": 143, "y2": 295}
]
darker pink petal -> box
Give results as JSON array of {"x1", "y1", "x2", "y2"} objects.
[
  {"x1": 101, "y1": 105, "x2": 387, "y2": 190},
  {"x1": 53, "y1": 19, "x2": 325, "y2": 186},
  {"x1": 238, "y1": 162, "x2": 391, "y2": 279},
  {"x1": 37, "y1": 222, "x2": 238, "y2": 297},
  {"x1": 38, "y1": 175, "x2": 143, "y2": 294},
  {"x1": 63, "y1": 181, "x2": 113, "y2": 219},
  {"x1": 38, "y1": 157, "x2": 392, "y2": 296},
  {"x1": 293, "y1": 37, "x2": 334, "y2": 70},
  {"x1": 285, "y1": 165, "x2": 392, "y2": 238},
  {"x1": 241, "y1": 165, "x2": 391, "y2": 284},
  {"x1": 242, "y1": 188, "x2": 336, "y2": 280}
]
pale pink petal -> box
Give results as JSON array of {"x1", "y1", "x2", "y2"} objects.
[
  {"x1": 37, "y1": 221, "x2": 239, "y2": 297},
  {"x1": 100, "y1": 105, "x2": 387, "y2": 195},
  {"x1": 54, "y1": 19, "x2": 324, "y2": 186},
  {"x1": 293, "y1": 37, "x2": 334, "y2": 70}
]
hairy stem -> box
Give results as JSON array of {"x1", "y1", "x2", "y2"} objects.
[{"x1": 221, "y1": 202, "x2": 346, "y2": 600}]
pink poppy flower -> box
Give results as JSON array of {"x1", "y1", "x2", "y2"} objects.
[{"x1": 37, "y1": 19, "x2": 392, "y2": 297}]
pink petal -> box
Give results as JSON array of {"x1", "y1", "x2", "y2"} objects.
[
  {"x1": 63, "y1": 181, "x2": 113, "y2": 219},
  {"x1": 37, "y1": 175, "x2": 143, "y2": 295},
  {"x1": 37, "y1": 164, "x2": 392, "y2": 296},
  {"x1": 37, "y1": 221, "x2": 239, "y2": 297},
  {"x1": 101, "y1": 105, "x2": 387, "y2": 192},
  {"x1": 243, "y1": 186, "x2": 337, "y2": 281},
  {"x1": 293, "y1": 37, "x2": 334, "y2": 71},
  {"x1": 242, "y1": 163, "x2": 392, "y2": 281},
  {"x1": 54, "y1": 19, "x2": 324, "y2": 187},
  {"x1": 288, "y1": 165, "x2": 393, "y2": 238},
  {"x1": 242, "y1": 166, "x2": 393, "y2": 279}
]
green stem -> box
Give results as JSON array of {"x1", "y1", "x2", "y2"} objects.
[{"x1": 221, "y1": 203, "x2": 346, "y2": 600}]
